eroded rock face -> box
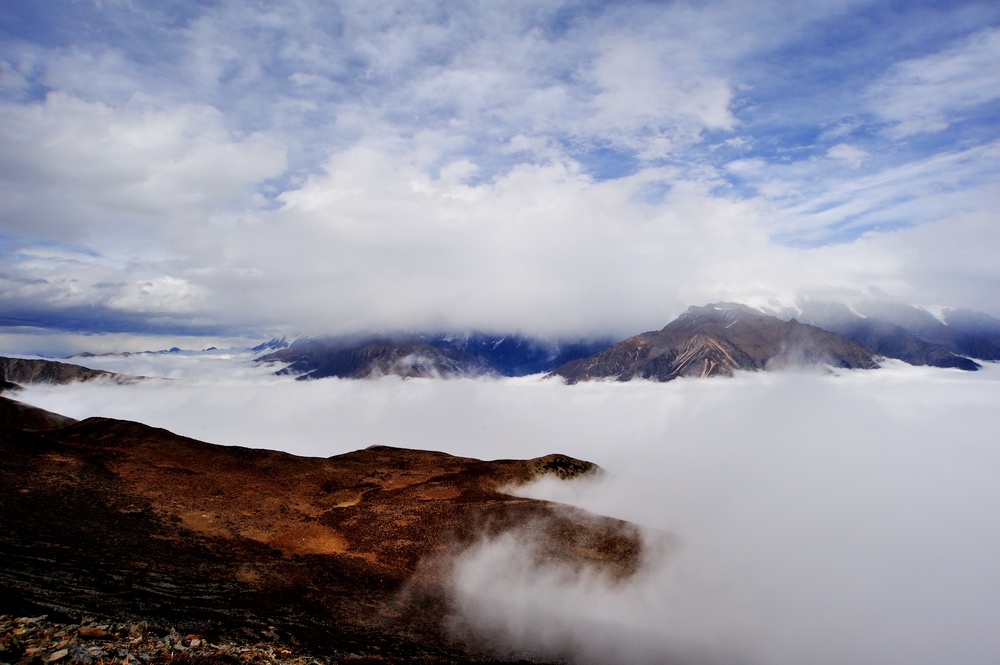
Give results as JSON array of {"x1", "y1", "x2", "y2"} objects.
[{"x1": 0, "y1": 396, "x2": 645, "y2": 661}]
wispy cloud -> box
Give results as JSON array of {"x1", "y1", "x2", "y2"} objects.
[{"x1": 868, "y1": 27, "x2": 1000, "y2": 137}]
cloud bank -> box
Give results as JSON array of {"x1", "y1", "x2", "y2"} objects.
[{"x1": 452, "y1": 366, "x2": 1000, "y2": 664}]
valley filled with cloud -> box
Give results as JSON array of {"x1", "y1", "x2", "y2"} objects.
[{"x1": 14, "y1": 356, "x2": 1000, "y2": 664}]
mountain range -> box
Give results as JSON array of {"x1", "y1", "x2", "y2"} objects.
[
  {"x1": 0, "y1": 356, "x2": 129, "y2": 389},
  {"x1": 259, "y1": 333, "x2": 613, "y2": 380},
  {"x1": 257, "y1": 301, "x2": 997, "y2": 382},
  {"x1": 4, "y1": 299, "x2": 995, "y2": 386},
  {"x1": 551, "y1": 303, "x2": 880, "y2": 383}
]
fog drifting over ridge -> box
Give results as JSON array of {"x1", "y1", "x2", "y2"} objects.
[{"x1": 13, "y1": 358, "x2": 1000, "y2": 664}]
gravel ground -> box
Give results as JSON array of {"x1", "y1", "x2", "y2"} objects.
[{"x1": 0, "y1": 615, "x2": 464, "y2": 665}]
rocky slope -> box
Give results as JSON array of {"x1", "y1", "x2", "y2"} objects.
[
  {"x1": 552, "y1": 303, "x2": 880, "y2": 383},
  {"x1": 0, "y1": 396, "x2": 646, "y2": 662},
  {"x1": 0, "y1": 356, "x2": 130, "y2": 389}
]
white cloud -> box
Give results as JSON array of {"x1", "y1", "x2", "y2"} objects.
[
  {"x1": 587, "y1": 37, "x2": 735, "y2": 157},
  {"x1": 868, "y1": 27, "x2": 1000, "y2": 137},
  {"x1": 106, "y1": 276, "x2": 206, "y2": 313},
  {"x1": 4, "y1": 125, "x2": 999, "y2": 341},
  {"x1": 0, "y1": 92, "x2": 287, "y2": 241},
  {"x1": 195, "y1": 148, "x2": 784, "y2": 337},
  {"x1": 728, "y1": 138, "x2": 1000, "y2": 252},
  {"x1": 826, "y1": 143, "x2": 869, "y2": 168}
]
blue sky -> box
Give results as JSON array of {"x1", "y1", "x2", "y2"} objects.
[{"x1": 2, "y1": 0, "x2": 999, "y2": 349}]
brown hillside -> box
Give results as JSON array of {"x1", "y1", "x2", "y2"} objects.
[{"x1": 0, "y1": 396, "x2": 647, "y2": 662}]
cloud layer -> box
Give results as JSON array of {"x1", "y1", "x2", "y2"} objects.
[{"x1": 14, "y1": 360, "x2": 1000, "y2": 663}]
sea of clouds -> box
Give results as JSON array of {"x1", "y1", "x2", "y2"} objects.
[{"x1": 14, "y1": 355, "x2": 1000, "y2": 664}]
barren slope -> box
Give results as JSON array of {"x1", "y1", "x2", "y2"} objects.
[
  {"x1": 0, "y1": 396, "x2": 644, "y2": 662},
  {"x1": 554, "y1": 303, "x2": 880, "y2": 383}
]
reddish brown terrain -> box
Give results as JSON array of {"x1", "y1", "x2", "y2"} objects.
[{"x1": 0, "y1": 393, "x2": 644, "y2": 663}]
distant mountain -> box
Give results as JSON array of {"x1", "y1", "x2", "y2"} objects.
[
  {"x1": 427, "y1": 333, "x2": 614, "y2": 376},
  {"x1": 0, "y1": 356, "x2": 131, "y2": 390},
  {"x1": 251, "y1": 337, "x2": 290, "y2": 353},
  {"x1": 0, "y1": 395, "x2": 641, "y2": 661},
  {"x1": 551, "y1": 303, "x2": 880, "y2": 383},
  {"x1": 71, "y1": 346, "x2": 206, "y2": 358},
  {"x1": 940, "y1": 308, "x2": 1000, "y2": 359},
  {"x1": 794, "y1": 300, "x2": 982, "y2": 371},
  {"x1": 261, "y1": 336, "x2": 493, "y2": 379},
  {"x1": 259, "y1": 333, "x2": 613, "y2": 380}
]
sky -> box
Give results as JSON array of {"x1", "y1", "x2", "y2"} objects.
[
  {"x1": 2, "y1": 0, "x2": 1000, "y2": 350},
  {"x1": 16, "y1": 358, "x2": 1000, "y2": 664}
]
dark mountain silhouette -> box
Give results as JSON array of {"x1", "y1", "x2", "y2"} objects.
[
  {"x1": 0, "y1": 395, "x2": 647, "y2": 662},
  {"x1": 941, "y1": 308, "x2": 1000, "y2": 359},
  {"x1": 551, "y1": 303, "x2": 880, "y2": 383},
  {"x1": 260, "y1": 333, "x2": 612, "y2": 380},
  {"x1": 429, "y1": 333, "x2": 615, "y2": 376},
  {"x1": 262, "y1": 336, "x2": 494, "y2": 379}
]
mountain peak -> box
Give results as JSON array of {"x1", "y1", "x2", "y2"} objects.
[
  {"x1": 553, "y1": 304, "x2": 879, "y2": 383},
  {"x1": 674, "y1": 302, "x2": 773, "y2": 327}
]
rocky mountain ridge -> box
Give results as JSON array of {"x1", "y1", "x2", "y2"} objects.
[
  {"x1": 551, "y1": 303, "x2": 881, "y2": 383},
  {"x1": 0, "y1": 356, "x2": 130, "y2": 389}
]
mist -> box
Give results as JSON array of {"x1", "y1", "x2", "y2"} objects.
[{"x1": 13, "y1": 359, "x2": 1000, "y2": 664}]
